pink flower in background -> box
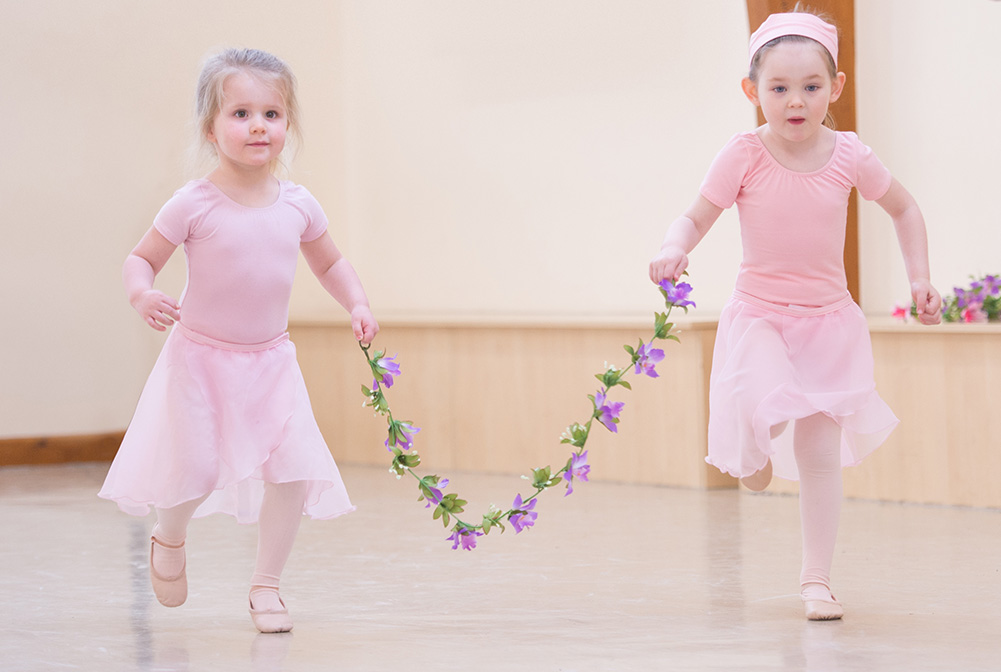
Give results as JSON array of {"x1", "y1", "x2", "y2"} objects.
[
  {"x1": 962, "y1": 302, "x2": 988, "y2": 323},
  {"x1": 892, "y1": 304, "x2": 909, "y2": 322}
]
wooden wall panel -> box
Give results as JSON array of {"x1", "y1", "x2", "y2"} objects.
[{"x1": 290, "y1": 320, "x2": 732, "y2": 492}]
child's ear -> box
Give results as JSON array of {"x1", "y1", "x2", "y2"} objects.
[
  {"x1": 829, "y1": 71, "x2": 847, "y2": 103},
  {"x1": 741, "y1": 77, "x2": 760, "y2": 106}
]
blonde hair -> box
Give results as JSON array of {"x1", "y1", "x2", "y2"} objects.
[
  {"x1": 748, "y1": 5, "x2": 839, "y2": 129},
  {"x1": 189, "y1": 48, "x2": 302, "y2": 175}
]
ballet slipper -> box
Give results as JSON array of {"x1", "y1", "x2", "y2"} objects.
[
  {"x1": 249, "y1": 590, "x2": 294, "y2": 633},
  {"x1": 740, "y1": 459, "x2": 773, "y2": 492},
  {"x1": 803, "y1": 594, "x2": 843, "y2": 621},
  {"x1": 149, "y1": 536, "x2": 187, "y2": 607}
]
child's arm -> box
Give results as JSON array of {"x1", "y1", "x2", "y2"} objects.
[
  {"x1": 649, "y1": 195, "x2": 724, "y2": 284},
  {"x1": 124, "y1": 227, "x2": 181, "y2": 332},
  {"x1": 875, "y1": 179, "x2": 942, "y2": 325},
  {"x1": 301, "y1": 233, "x2": 379, "y2": 344}
]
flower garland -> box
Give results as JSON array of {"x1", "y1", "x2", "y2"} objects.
[
  {"x1": 358, "y1": 279, "x2": 695, "y2": 550},
  {"x1": 894, "y1": 273, "x2": 1000, "y2": 323}
]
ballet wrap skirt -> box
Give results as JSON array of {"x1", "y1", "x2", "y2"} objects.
[
  {"x1": 99, "y1": 322, "x2": 354, "y2": 523},
  {"x1": 706, "y1": 291, "x2": 899, "y2": 481}
]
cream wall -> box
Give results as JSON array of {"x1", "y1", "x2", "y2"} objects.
[
  {"x1": 855, "y1": 1, "x2": 1001, "y2": 314},
  {"x1": 1, "y1": 0, "x2": 343, "y2": 437},
  {"x1": 290, "y1": 0, "x2": 748, "y2": 323},
  {"x1": 3, "y1": 1, "x2": 997, "y2": 439}
]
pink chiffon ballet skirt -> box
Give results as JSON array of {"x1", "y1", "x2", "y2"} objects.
[
  {"x1": 99, "y1": 323, "x2": 354, "y2": 523},
  {"x1": 706, "y1": 291, "x2": 898, "y2": 481}
]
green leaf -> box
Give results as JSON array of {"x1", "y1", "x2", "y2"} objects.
[
  {"x1": 623, "y1": 344, "x2": 635, "y2": 356},
  {"x1": 618, "y1": 380, "x2": 632, "y2": 391},
  {"x1": 531, "y1": 466, "x2": 553, "y2": 489}
]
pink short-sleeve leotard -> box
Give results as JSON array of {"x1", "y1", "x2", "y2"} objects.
[
  {"x1": 700, "y1": 130, "x2": 892, "y2": 306},
  {"x1": 698, "y1": 130, "x2": 899, "y2": 481},
  {"x1": 99, "y1": 178, "x2": 355, "y2": 522},
  {"x1": 154, "y1": 178, "x2": 328, "y2": 344}
]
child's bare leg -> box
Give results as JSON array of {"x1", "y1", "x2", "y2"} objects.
[
  {"x1": 250, "y1": 480, "x2": 308, "y2": 632},
  {"x1": 740, "y1": 421, "x2": 787, "y2": 491},
  {"x1": 793, "y1": 413, "x2": 844, "y2": 620}
]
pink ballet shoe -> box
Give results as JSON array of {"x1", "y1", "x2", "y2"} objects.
[
  {"x1": 250, "y1": 591, "x2": 294, "y2": 633},
  {"x1": 804, "y1": 594, "x2": 843, "y2": 621},
  {"x1": 740, "y1": 459, "x2": 773, "y2": 492},
  {"x1": 149, "y1": 536, "x2": 187, "y2": 607}
]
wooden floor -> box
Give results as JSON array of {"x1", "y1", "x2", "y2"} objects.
[{"x1": 2, "y1": 462, "x2": 999, "y2": 672}]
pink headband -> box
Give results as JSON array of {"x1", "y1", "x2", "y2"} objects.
[{"x1": 748, "y1": 12, "x2": 839, "y2": 69}]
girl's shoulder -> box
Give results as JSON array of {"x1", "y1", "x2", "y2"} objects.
[
  {"x1": 832, "y1": 130, "x2": 884, "y2": 161},
  {"x1": 275, "y1": 180, "x2": 321, "y2": 203},
  {"x1": 277, "y1": 181, "x2": 329, "y2": 228}
]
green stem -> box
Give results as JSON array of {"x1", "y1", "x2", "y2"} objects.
[{"x1": 358, "y1": 296, "x2": 683, "y2": 537}]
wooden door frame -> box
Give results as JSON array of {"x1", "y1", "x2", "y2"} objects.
[{"x1": 745, "y1": 0, "x2": 859, "y2": 302}]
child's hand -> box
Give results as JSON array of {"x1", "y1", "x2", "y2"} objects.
[
  {"x1": 133, "y1": 289, "x2": 180, "y2": 332},
  {"x1": 911, "y1": 280, "x2": 942, "y2": 325},
  {"x1": 649, "y1": 245, "x2": 689, "y2": 285},
  {"x1": 351, "y1": 305, "x2": 379, "y2": 345}
]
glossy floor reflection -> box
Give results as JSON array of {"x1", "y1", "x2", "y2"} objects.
[{"x1": 1, "y1": 463, "x2": 999, "y2": 672}]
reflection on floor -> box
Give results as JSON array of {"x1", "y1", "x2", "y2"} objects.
[{"x1": 1, "y1": 463, "x2": 999, "y2": 672}]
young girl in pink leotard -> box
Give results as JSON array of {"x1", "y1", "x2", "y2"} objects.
[
  {"x1": 99, "y1": 48, "x2": 378, "y2": 633},
  {"x1": 649, "y1": 9, "x2": 941, "y2": 621}
]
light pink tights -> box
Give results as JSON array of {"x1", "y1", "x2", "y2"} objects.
[
  {"x1": 152, "y1": 481, "x2": 308, "y2": 611},
  {"x1": 793, "y1": 413, "x2": 843, "y2": 602}
]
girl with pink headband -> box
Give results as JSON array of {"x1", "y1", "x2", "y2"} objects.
[{"x1": 650, "y1": 8, "x2": 941, "y2": 620}]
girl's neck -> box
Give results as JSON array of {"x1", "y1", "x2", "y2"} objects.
[
  {"x1": 206, "y1": 164, "x2": 280, "y2": 208},
  {"x1": 756, "y1": 124, "x2": 836, "y2": 173}
]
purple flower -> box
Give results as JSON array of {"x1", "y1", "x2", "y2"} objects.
[
  {"x1": 594, "y1": 388, "x2": 624, "y2": 433},
  {"x1": 509, "y1": 494, "x2": 538, "y2": 533},
  {"x1": 563, "y1": 451, "x2": 591, "y2": 496},
  {"x1": 423, "y1": 478, "x2": 449, "y2": 508},
  {"x1": 375, "y1": 354, "x2": 401, "y2": 388},
  {"x1": 447, "y1": 526, "x2": 483, "y2": 551},
  {"x1": 658, "y1": 279, "x2": 696, "y2": 308},
  {"x1": 954, "y1": 287, "x2": 971, "y2": 310},
  {"x1": 983, "y1": 275, "x2": 1000, "y2": 296},
  {"x1": 385, "y1": 421, "x2": 420, "y2": 451},
  {"x1": 634, "y1": 342, "x2": 665, "y2": 378}
]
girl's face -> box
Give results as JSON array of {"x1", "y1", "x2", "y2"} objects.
[
  {"x1": 207, "y1": 71, "x2": 288, "y2": 173},
  {"x1": 743, "y1": 41, "x2": 845, "y2": 145}
]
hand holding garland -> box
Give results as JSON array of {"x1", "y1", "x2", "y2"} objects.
[{"x1": 358, "y1": 279, "x2": 696, "y2": 550}]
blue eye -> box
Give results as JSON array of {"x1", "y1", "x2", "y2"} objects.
[
  {"x1": 806, "y1": 85, "x2": 820, "y2": 92},
  {"x1": 773, "y1": 86, "x2": 786, "y2": 93}
]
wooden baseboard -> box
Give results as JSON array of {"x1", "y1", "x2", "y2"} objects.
[{"x1": 0, "y1": 431, "x2": 124, "y2": 467}]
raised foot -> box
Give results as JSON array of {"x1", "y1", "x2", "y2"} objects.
[{"x1": 740, "y1": 459, "x2": 773, "y2": 492}]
